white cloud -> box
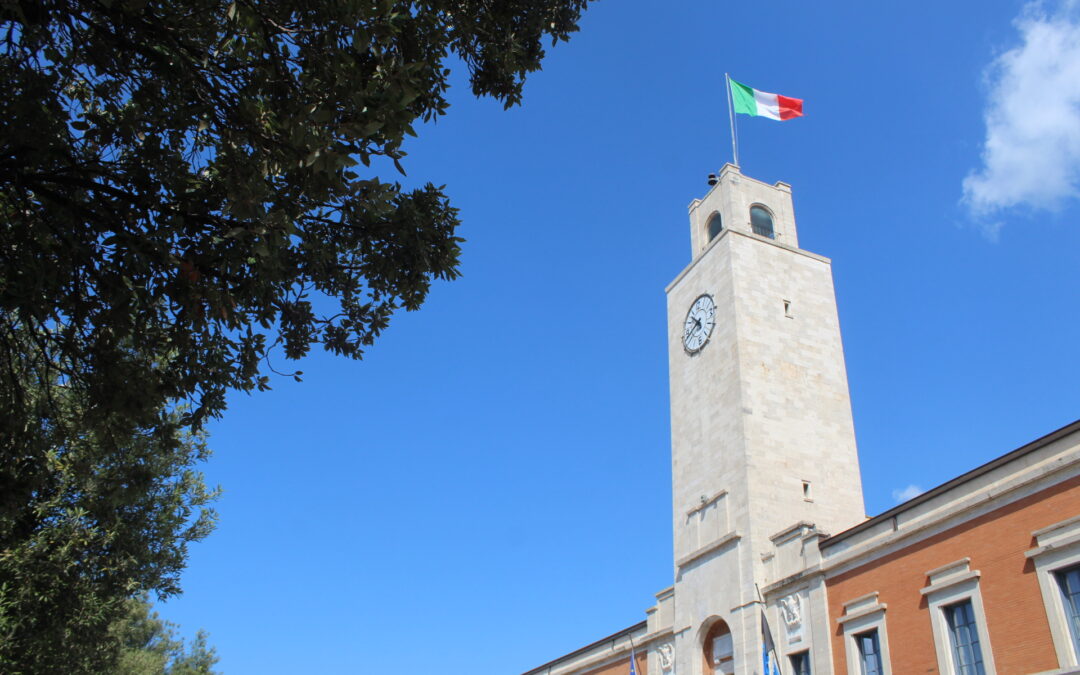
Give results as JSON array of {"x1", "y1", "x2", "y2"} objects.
[
  {"x1": 891, "y1": 484, "x2": 924, "y2": 504},
  {"x1": 963, "y1": 0, "x2": 1080, "y2": 224}
]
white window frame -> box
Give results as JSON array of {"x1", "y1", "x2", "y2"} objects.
[
  {"x1": 838, "y1": 592, "x2": 892, "y2": 675},
  {"x1": 920, "y1": 558, "x2": 996, "y2": 675},
  {"x1": 1026, "y1": 514, "x2": 1080, "y2": 668}
]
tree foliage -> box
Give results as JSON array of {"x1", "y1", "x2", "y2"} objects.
[
  {"x1": 112, "y1": 595, "x2": 219, "y2": 675},
  {"x1": 0, "y1": 347, "x2": 217, "y2": 673},
  {"x1": 0, "y1": 0, "x2": 591, "y2": 439}
]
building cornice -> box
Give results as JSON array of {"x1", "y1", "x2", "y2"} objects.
[
  {"x1": 665, "y1": 227, "x2": 830, "y2": 293},
  {"x1": 675, "y1": 531, "x2": 741, "y2": 570},
  {"x1": 819, "y1": 419, "x2": 1080, "y2": 577},
  {"x1": 822, "y1": 418, "x2": 1080, "y2": 550},
  {"x1": 519, "y1": 621, "x2": 648, "y2": 675}
]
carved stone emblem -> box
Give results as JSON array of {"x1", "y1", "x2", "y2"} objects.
[
  {"x1": 779, "y1": 593, "x2": 804, "y2": 643},
  {"x1": 658, "y1": 643, "x2": 674, "y2": 672}
]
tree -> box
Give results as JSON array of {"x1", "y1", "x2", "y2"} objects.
[
  {"x1": 0, "y1": 345, "x2": 218, "y2": 673},
  {"x1": 111, "y1": 595, "x2": 219, "y2": 675},
  {"x1": 0, "y1": 0, "x2": 592, "y2": 437},
  {"x1": 0, "y1": 0, "x2": 591, "y2": 669},
  {"x1": 0, "y1": 0, "x2": 591, "y2": 436}
]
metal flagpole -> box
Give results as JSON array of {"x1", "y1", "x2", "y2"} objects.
[{"x1": 725, "y1": 72, "x2": 739, "y2": 168}]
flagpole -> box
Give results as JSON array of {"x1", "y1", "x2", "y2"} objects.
[{"x1": 725, "y1": 72, "x2": 739, "y2": 168}]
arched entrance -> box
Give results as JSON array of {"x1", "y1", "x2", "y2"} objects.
[{"x1": 702, "y1": 619, "x2": 734, "y2": 675}]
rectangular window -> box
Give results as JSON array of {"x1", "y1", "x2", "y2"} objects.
[
  {"x1": 1057, "y1": 564, "x2": 1080, "y2": 659},
  {"x1": 790, "y1": 650, "x2": 811, "y2": 675},
  {"x1": 856, "y1": 630, "x2": 883, "y2": 675},
  {"x1": 944, "y1": 601, "x2": 986, "y2": 675},
  {"x1": 712, "y1": 632, "x2": 734, "y2": 675}
]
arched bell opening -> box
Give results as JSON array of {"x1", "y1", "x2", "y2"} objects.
[
  {"x1": 750, "y1": 204, "x2": 775, "y2": 239},
  {"x1": 706, "y1": 212, "x2": 723, "y2": 242}
]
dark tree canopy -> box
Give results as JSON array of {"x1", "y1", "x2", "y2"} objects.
[
  {"x1": 0, "y1": 0, "x2": 592, "y2": 671},
  {"x1": 0, "y1": 0, "x2": 591, "y2": 440},
  {"x1": 0, "y1": 365, "x2": 217, "y2": 673}
]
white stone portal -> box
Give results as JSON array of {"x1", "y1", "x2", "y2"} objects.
[{"x1": 663, "y1": 165, "x2": 865, "y2": 675}]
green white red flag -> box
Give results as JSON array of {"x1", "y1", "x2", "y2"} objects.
[{"x1": 729, "y1": 78, "x2": 804, "y2": 121}]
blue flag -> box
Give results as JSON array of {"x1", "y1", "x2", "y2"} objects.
[
  {"x1": 761, "y1": 642, "x2": 780, "y2": 675},
  {"x1": 761, "y1": 612, "x2": 780, "y2": 675}
]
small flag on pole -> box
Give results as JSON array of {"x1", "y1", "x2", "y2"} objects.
[
  {"x1": 762, "y1": 611, "x2": 781, "y2": 675},
  {"x1": 628, "y1": 643, "x2": 638, "y2": 675},
  {"x1": 729, "y1": 78, "x2": 804, "y2": 121}
]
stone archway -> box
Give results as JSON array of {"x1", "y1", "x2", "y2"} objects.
[{"x1": 701, "y1": 618, "x2": 734, "y2": 675}]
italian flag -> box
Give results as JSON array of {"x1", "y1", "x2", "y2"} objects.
[{"x1": 730, "y1": 78, "x2": 804, "y2": 121}]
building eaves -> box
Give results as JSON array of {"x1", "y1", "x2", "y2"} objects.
[
  {"x1": 520, "y1": 620, "x2": 648, "y2": 675},
  {"x1": 821, "y1": 417, "x2": 1080, "y2": 549}
]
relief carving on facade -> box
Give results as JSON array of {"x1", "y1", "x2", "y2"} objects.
[
  {"x1": 779, "y1": 593, "x2": 804, "y2": 643},
  {"x1": 657, "y1": 642, "x2": 674, "y2": 672}
]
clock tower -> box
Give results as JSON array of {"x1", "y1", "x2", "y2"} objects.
[{"x1": 664, "y1": 164, "x2": 865, "y2": 675}]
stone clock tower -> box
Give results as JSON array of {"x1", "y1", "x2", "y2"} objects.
[{"x1": 664, "y1": 164, "x2": 865, "y2": 675}]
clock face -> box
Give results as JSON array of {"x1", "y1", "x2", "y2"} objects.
[{"x1": 683, "y1": 294, "x2": 716, "y2": 353}]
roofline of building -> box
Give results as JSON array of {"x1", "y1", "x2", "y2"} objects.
[
  {"x1": 821, "y1": 417, "x2": 1080, "y2": 549},
  {"x1": 521, "y1": 620, "x2": 648, "y2": 675}
]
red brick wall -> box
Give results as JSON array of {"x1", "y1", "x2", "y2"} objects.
[
  {"x1": 582, "y1": 650, "x2": 647, "y2": 675},
  {"x1": 826, "y1": 475, "x2": 1080, "y2": 674}
]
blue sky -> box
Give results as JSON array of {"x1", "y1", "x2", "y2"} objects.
[{"x1": 159, "y1": 1, "x2": 1080, "y2": 672}]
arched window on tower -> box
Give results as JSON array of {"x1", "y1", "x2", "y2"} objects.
[
  {"x1": 750, "y1": 205, "x2": 775, "y2": 239},
  {"x1": 707, "y1": 213, "x2": 723, "y2": 241},
  {"x1": 703, "y1": 620, "x2": 735, "y2": 675}
]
